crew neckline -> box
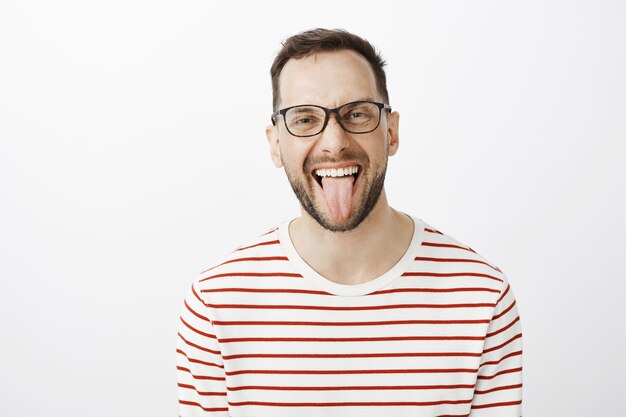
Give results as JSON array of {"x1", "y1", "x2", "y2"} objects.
[{"x1": 278, "y1": 213, "x2": 425, "y2": 296}]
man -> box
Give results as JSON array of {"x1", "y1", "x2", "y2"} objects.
[{"x1": 177, "y1": 28, "x2": 522, "y2": 416}]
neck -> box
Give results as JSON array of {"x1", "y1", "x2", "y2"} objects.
[{"x1": 288, "y1": 190, "x2": 414, "y2": 285}]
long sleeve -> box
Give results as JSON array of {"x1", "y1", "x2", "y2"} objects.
[
  {"x1": 469, "y1": 277, "x2": 523, "y2": 416},
  {"x1": 176, "y1": 282, "x2": 229, "y2": 416}
]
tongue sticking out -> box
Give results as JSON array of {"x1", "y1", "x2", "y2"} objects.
[{"x1": 320, "y1": 176, "x2": 355, "y2": 221}]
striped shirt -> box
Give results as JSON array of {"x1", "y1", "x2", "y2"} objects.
[{"x1": 176, "y1": 215, "x2": 523, "y2": 416}]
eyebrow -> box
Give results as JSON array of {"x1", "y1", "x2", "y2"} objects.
[{"x1": 294, "y1": 98, "x2": 378, "y2": 108}]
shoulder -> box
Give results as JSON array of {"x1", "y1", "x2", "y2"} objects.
[
  {"x1": 415, "y1": 218, "x2": 509, "y2": 291},
  {"x1": 199, "y1": 223, "x2": 283, "y2": 276},
  {"x1": 190, "y1": 223, "x2": 290, "y2": 297},
  {"x1": 420, "y1": 220, "x2": 502, "y2": 271}
]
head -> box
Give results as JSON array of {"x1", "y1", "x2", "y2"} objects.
[
  {"x1": 270, "y1": 28, "x2": 389, "y2": 112},
  {"x1": 266, "y1": 28, "x2": 400, "y2": 232}
]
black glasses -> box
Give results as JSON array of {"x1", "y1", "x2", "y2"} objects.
[{"x1": 271, "y1": 100, "x2": 391, "y2": 138}]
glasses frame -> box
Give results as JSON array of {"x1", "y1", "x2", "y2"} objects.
[{"x1": 271, "y1": 100, "x2": 392, "y2": 138}]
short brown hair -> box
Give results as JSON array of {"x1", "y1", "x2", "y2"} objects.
[{"x1": 270, "y1": 28, "x2": 389, "y2": 111}]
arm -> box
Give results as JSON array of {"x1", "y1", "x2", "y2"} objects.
[
  {"x1": 176, "y1": 282, "x2": 229, "y2": 416},
  {"x1": 469, "y1": 277, "x2": 523, "y2": 416}
]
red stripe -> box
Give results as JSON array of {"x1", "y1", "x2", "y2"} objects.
[
  {"x1": 482, "y1": 333, "x2": 522, "y2": 354},
  {"x1": 260, "y1": 227, "x2": 278, "y2": 236},
  {"x1": 227, "y1": 383, "x2": 475, "y2": 391},
  {"x1": 201, "y1": 287, "x2": 328, "y2": 295},
  {"x1": 179, "y1": 400, "x2": 228, "y2": 412},
  {"x1": 477, "y1": 367, "x2": 522, "y2": 380},
  {"x1": 200, "y1": 272, "x2": 301, "y2": 282},
  {"x1": 212, "y1": 318, "x2": 490, "y2": 326},
  {"x1": 206, "y1": 302, "x2": 495, "y2": 311},
  {"x1": 425, "y1": 227, "x2": 443, "y2": 234},
  {"x1": 414, "y1": 256, "x2": 501, "y2": 272},
  {"x1": 372, "y1": 287, "x2": 500, "y2": 295},
  {"x1": 402, "y1": 272, "x2": 503, "y2": 282},
  {"x1": 177, "y1": 366, "x2": 226, "y2": 381},
  {"x1": 180, "y1": 316, "x2": 217, "y2": 340},
  {"x1": 191, "y1": 284, "x2": 205, "y2": 306},
  {"x1": 177, "y1": 348, "x2": 223, "y2": 369},
  {"x1": 486, "y1": 316, "x2": 520, "y2": 338},
  {"x1": 437, "y1": 415, "x2": 469, "y2": 417},
  {"x1": 474, "y1": 383, "x2": 522, "y2": 395},
  {"x1": 235, "y1": 239, "x2": 280, "y2": 252},
  {"x1": 178, "y1": 382, "x2": 227, "y2": 396},
  {"x1": 480, "y1": 350, "x2": 522, "y2": 367},
  {"x1": 218, "y1": 335, "x2": 485, "y2": 343},
  {"x1": 205, "y1": 256, "x2": 289, "y2": 272},
  {"x1": 422, "y1": 241, "x2": 472, "y2": 251},
  {"x1": 199, "y1": 286, "x2": 498, "y2": 295},
  {"x1": 223, "y1": 256, "x2": 288, "y2": 263},
  {"x1": 228, "y1": 399, "x2": 472, "y2": 407},
  {"x1": 496, "y1": 283, "x2": 510, "y2": 304},
  {"x1": 223, "y1": 351, "x2": 482, "y2": 360},
  {"x1": 201, "y1": 271, "x2": 502, "y2": 282},
  {"x1": 471, "y1": 400, "x2": 522, "y2": 409},
  {"x1": 184, "y1": 299, "x2": 210, "y2": 322},
  {"x1": 225, "y1": 368, "x2": 478, "y2": 376},
  {"x1": 177, "y1": 332, "x2": 221, "y2": 355},
  {"x1": 493, "y1": 300, "x2": 516, "y2": 320}
]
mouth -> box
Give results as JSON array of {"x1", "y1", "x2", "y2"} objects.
[
  {"x1": 311, "y1": 165, "x2": 361, "y2": 191},
  {"x1": 310, "y1": 164, "x2": 362, "y2": 221}
]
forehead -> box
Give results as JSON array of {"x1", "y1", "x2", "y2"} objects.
[{"x1": 278, "y1": 49, "x2": 379, "y2": 109}]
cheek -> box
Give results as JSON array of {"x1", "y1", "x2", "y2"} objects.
[
  {"x1": 363, "y1": 140, "x2": 388, "y2": 162},
  {"x1": 280, "y1": 150, "x2": 308, "y2": 179},
  {"x1": 282, "y1": 141, "x2": 313, "y2": 169}
]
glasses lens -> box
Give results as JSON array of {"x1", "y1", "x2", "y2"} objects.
[
  {"x1": 285, "y1": 106, "x2": 326, "y2": 136},
  {"x1": 339, "y1": 102, "x2": 380, "y2": 133}
]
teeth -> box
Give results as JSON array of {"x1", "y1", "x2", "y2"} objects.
[{"x1": 315, "y1": 166, "x2": 359, "y2": 178}]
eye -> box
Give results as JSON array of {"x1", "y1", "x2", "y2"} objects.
[
  {"x1": 340, "y1": 102, "x2": 375, "y2": 122},
  {"x1": 347, "y1": 111, "x2": 368, "y2": 119},
  {"x1": 293, "y1": 116, "x2": 317, "y2": 125},
  {"x1": 287, "y1": 107, "x2": 324, "y2": 127}
]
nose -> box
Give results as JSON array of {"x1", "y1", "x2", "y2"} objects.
[{"x1": 318, "y1": 113, "x2": 350, "y2": 155}]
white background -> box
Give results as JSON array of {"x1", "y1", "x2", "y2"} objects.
[{"x1": 1, "y1": 1, "x2": 625, "y2": 416}]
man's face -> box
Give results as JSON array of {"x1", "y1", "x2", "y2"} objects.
[{"x1": 266, "y1": 49, "x2": 399, "y2": 232}]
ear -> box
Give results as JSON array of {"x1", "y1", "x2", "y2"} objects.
[
  {"x1": 265, "y1": 123, "x2": 283, "y2": 168},
  {"x1": 386, "y1": 110, "x2": 400, "y2": 156}
]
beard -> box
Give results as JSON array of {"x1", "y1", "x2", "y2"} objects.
[{"x1": 282, "y1": 151, "x2": 388, "y2": 233}]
